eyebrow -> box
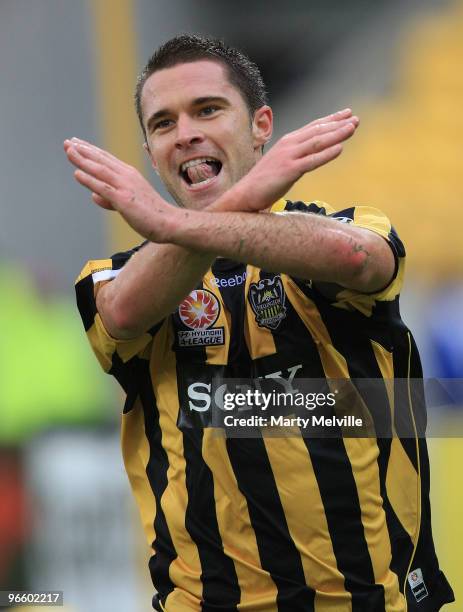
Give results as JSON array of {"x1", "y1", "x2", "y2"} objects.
[{"x1": 146, "y1": 96, "x2": 230, "y2": 134}]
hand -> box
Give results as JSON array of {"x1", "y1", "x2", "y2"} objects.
[
  {"x1": 223, "y1": 108, "x2": 359, "y2": 213},
  {"x1": 64, "y1": 138, "x2": 176, "y2": 242}
]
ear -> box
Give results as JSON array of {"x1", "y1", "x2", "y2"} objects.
[
  {"x1": 252, "y1": 105, "x2": 273, "y2": 149},
  {"x1": 144, "y1": 141, "x2": 159, "y2": 175}
]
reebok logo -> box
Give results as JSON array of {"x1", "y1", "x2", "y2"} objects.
[{"x1": 211, "y1": 272, "x2": 247, "y2": 288}]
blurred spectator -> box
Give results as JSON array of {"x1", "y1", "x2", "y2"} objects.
[
  {"x1": 0, "y1": 262, "x2": 113, "y2": 444},
  {"x1": 427, "y1": 284, "x2": 463, "y2": 379},
  {"x1": 0, "y1": 448, "x2": 28, "y2": 590}
]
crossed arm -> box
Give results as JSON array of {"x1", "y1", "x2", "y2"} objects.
[{"x1": 65, "y1": 109, "x2": 395, "y2": 339}]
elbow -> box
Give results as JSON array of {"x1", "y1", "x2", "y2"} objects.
[
  {"x1": 340, "y1": 235, "x2": 394, "y2": 293},
  {"x1": 97, "y1": 288, "x2": 142, "y2": 339},
  {"x1": 345, "y1": 257, "x2": 377, "y2": 291},
  {"x1": 109, "y1": 308, "x2": 138, "y2": 337},
  {"x1": 348, "y1": 248, "x2": 372, "y2": 281}
]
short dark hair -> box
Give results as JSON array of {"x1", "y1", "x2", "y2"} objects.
[{"x1": 134, "y1": 34, "x2": 268, "y2": 141}]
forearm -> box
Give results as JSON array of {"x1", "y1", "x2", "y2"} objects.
[
  {"x1": 97, "y1": 189, "x2": 248, "y2": 339},
  {"x1": 97, "y1": 242, "x2": 214, "y2": 338},
  {"x1": 164, "y1": 200, "x2": 392, "y2": 291},
  {"x1": 171, "y1": 211, "x2": 351, "y2": 280}
]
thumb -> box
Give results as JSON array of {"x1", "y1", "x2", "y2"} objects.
[{"x1": 92, "y1": 193, "x2": 116, "y2": 210}]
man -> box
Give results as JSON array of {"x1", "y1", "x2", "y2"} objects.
[{"x1": 66, "y1": 35, "x2": 454, "y2": 611}]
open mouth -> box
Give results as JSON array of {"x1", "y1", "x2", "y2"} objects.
[{"x1": 180, "y1": 157, "x2": 223, "y2": 188}]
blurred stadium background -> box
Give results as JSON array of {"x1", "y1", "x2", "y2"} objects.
[{"x1": 0, "y1": 0, "x2": 461, "y2": 610}]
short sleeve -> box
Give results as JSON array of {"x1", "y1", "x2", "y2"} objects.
[
  {"x1": 75, "y1": 244, "x2": 159, "y2": 372},
  {"x1": 336, "y1": 205, "x2": 405, "y2": 267},
  {"x1": 327, "y1": 205, "x2": 406, "y2": 315},
  {"x1": 279, "y1": 200, "x2": 406, "y2": 317}
]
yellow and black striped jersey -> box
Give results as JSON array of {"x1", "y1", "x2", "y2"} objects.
[{"x1": 75, "y1": 200, "x2": 454, "y2": 611}]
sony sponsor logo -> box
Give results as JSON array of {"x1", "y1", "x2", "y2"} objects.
[
  {"x1": 187, "y1": 364, "x2": 302, "y2": 412},
  {"x1": 210, "y1": 272, "x2": 247, "y2": 288}
]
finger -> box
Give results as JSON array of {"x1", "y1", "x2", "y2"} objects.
[
  {"x1": 296, "y1": 122, "x2": 356, "y2": 156},
  {"x1": 313, "y1": 108, "x2": 352, "y2": 123},
  {"x1": 296, "y1": 143, "x2": 344, "y2": 174},
  {"x1": 68, "y1": 142, "x2": 124, "y2": 175},
  {"x1": 92, "y1": 192, "x2": 116, "y2": 211},
  {"x1": 306, "y1": 116, "x2": 359, "y2": 135},
  {"x1": 308, "y1": 108, "x2": 353, "y2": 127},
  {"x1": 300, "y1": 109, "x2": 354, "y2": 134},
  {"x1": 74, "y1": 169, "x2": 118, "y2": 204},
  {"x1": 69, "y1": 138, "x2": 126, "y2": 168},
  {"x1": 65, "y1": 138, "x2": 98, "y2": 154},
  {"x1": 67, "y1": 145, "x2": 120, "y2": 186},
  {"x1": 292, "y1": 117, "x2": 358, "y2": 144},
  {"x1": 65, "y1": 138, "x2": 124, "y2": 172},
  {"x1": 290, "y1": 117, "x2": 358, "y2": 144}
]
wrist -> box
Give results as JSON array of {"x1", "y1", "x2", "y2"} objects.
[
  {"x1": 206, "y1": 179, "x2": 251, "y2": 213},
  {"x1": 142, "y1": 198, "x2": 182, "y2": 245},
  {"x1": 159, "y1": 205, "x2": 185, "y2": 244}
]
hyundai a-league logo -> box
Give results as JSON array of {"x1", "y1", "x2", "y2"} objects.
[
  {"x1": 179, "y1": 290, "x2": 220, "y2": 329},
  {"x1": 177, "y1": 290, "x2": 224, "y2": 347}
]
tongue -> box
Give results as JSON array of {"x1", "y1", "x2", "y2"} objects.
[{"x1": 187, "y1": 162, "x2": 216, "y2": 184}]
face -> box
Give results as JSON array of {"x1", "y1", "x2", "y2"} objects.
[{"x1": 140, "y1": 59, "x2": 272, "y2": 210}]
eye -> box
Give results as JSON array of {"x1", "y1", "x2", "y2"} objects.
[
  {"x1": 199, "y1": 105, "x2": 219, "y2": 117},
  {"x1": 153, "y1": 118, "x2": 173, "y2": 132}
]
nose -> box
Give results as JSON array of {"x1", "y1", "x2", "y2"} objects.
[{"x1": 175, "y1": 115, "x2": 204, "y2": 149}]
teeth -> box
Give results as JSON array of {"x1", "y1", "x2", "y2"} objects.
[{"x1": 181, "y1": 157, "x2": 217, "y2": 172}]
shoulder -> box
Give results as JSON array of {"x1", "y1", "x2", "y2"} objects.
[
  {"x1": 274, "y1": 199, "x2": 405, "y2": 255},
  {"x1": 270, "y1": 199, "x2": 336, "y2": 216},
  {"x1": 75, "y1": 242, "x2": 148, "y2": 285}
]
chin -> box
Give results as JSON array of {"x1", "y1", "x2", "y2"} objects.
[
  {"x1": 182, "y1": 182, "x2": 230, "y2": 210},
  {"x1": 184, "y1": 192, "x2": 219, "y2": 211}
]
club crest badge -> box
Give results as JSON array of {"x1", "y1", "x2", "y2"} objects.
[
  {"x1": 177, "y1": 289, "x2": 224, "y2": 347},
  {"x1": 408, "y1": 568, "x2": 428, "y2": 602},
  {"x1": 249, "y1": 276, "x2": 287, "y2": 330}
]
